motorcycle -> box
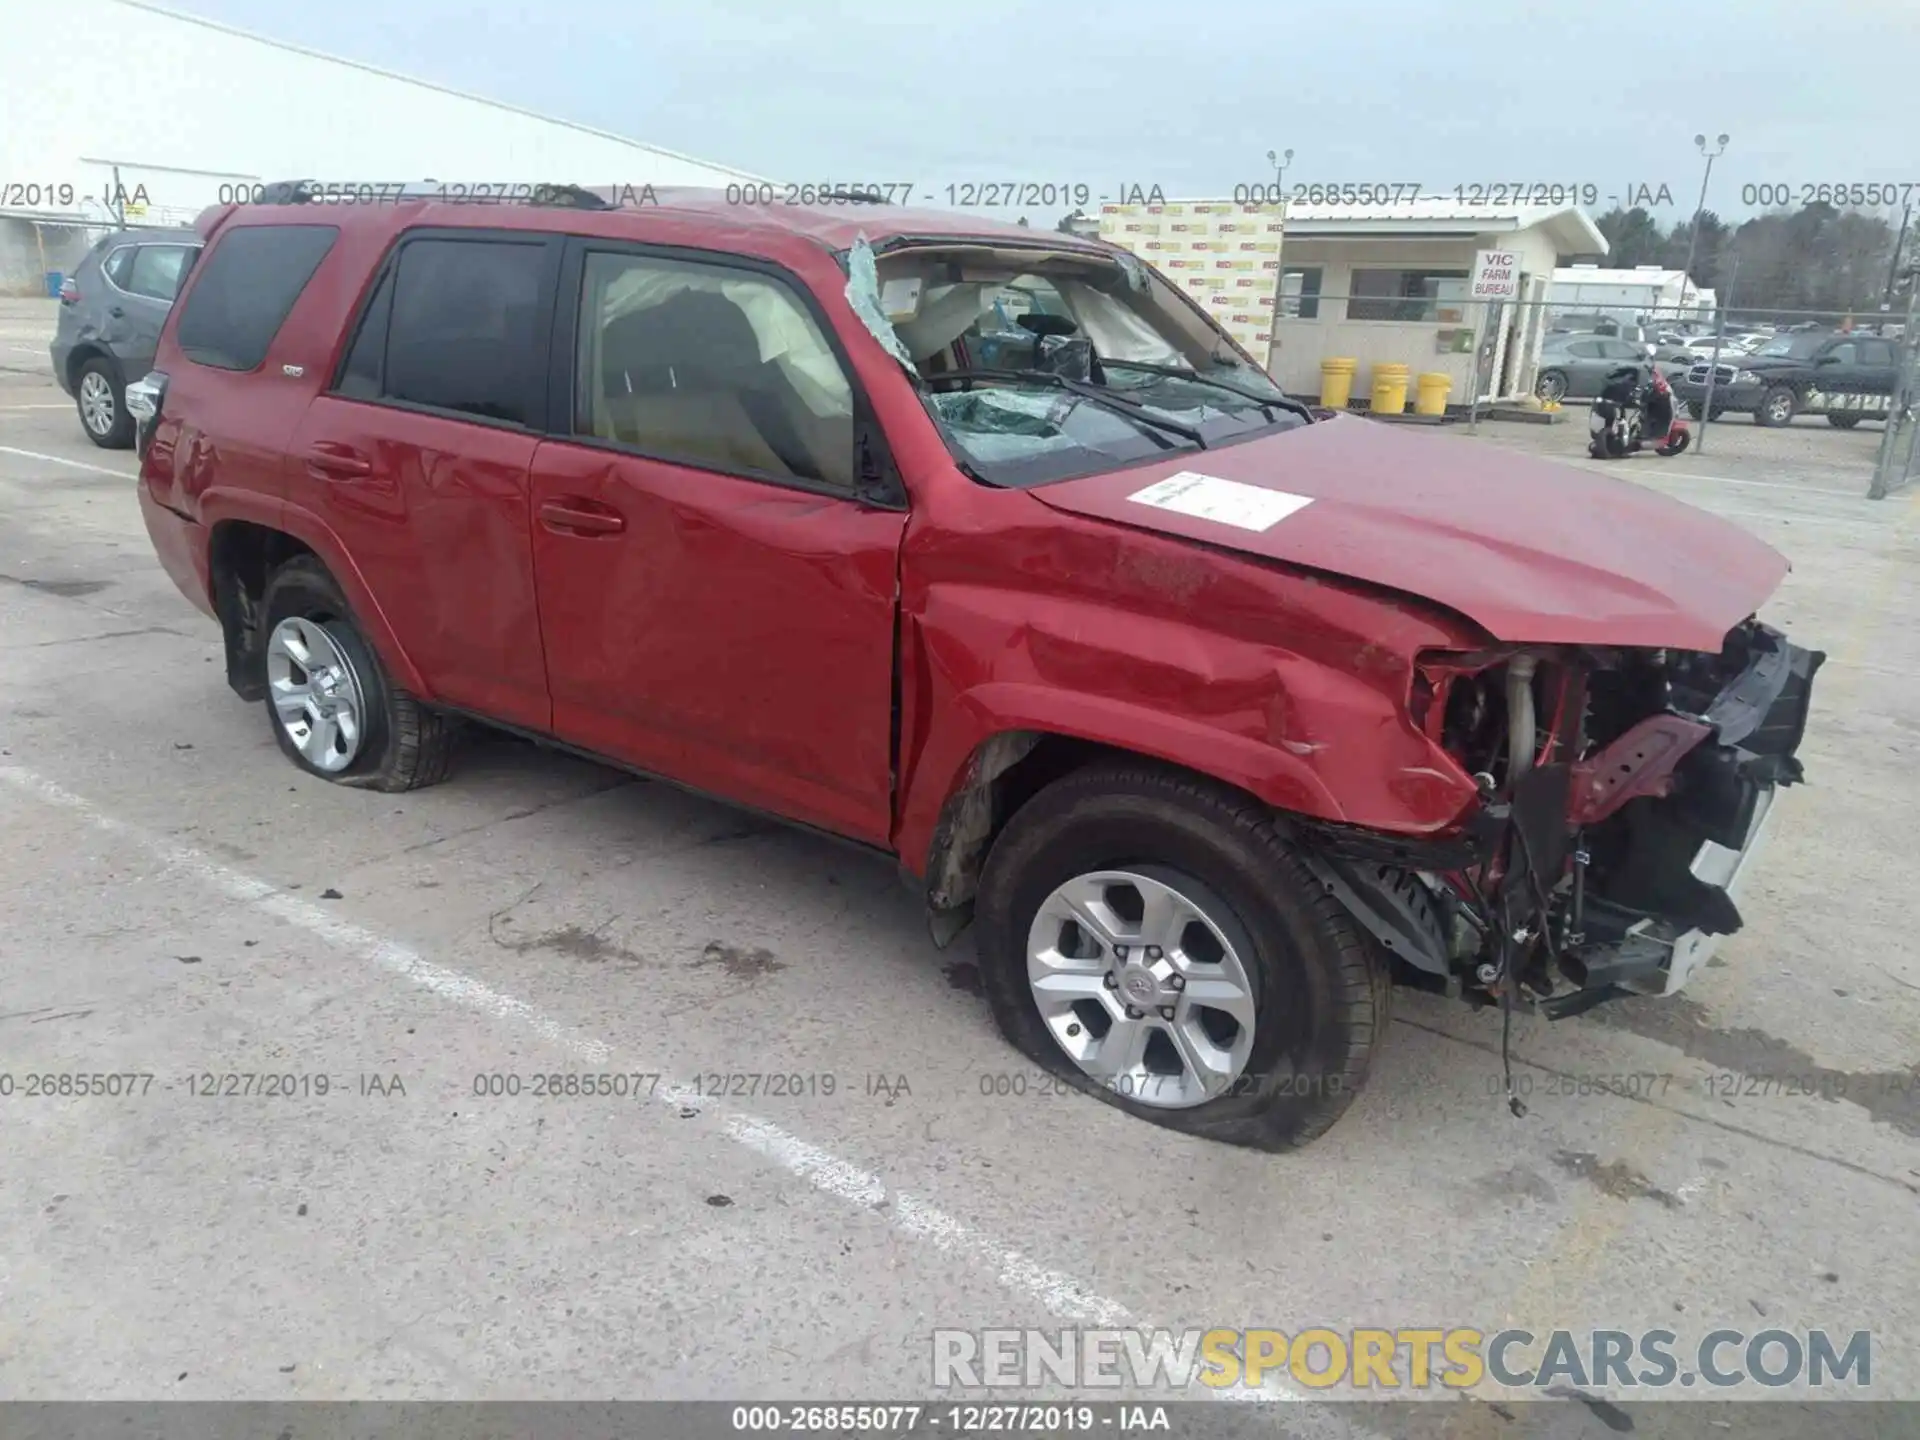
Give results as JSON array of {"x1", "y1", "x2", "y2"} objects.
[{"x1": 1587, "y1": 364, "x2": 1691, "y2": 459}]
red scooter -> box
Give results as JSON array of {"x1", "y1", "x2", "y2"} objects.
[
  {"x1": 1588, "y1": 364, "x2": 1691, "y2": 459},
  {"x1": 1643, "y1": 365, "x2": 1692, "y2": 456}
]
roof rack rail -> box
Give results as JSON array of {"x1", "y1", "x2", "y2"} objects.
[
  {"x1": 255, "y1": 179, "x2": 324, "y2": 205},
  {"x1": 249, "y1": 179, "x2": 612, "y2": 210},
  {"x1": 525, "y1": 183, "x2": 612, "y2": 210}
]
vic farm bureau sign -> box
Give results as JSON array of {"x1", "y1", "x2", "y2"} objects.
[{"x1": 1470, "y1": 249, "x2": 1521, "y2": 301}]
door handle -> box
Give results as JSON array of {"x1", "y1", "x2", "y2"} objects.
[
  {"x1": 304, "y1": 444, "x2": 373, "y2": 480},
  {"x1": 538, "y1": 498, "x2": 626, "y2": 536},
  {"x1": 109, "y1": 306, "x2": 125, "y2": 318}
]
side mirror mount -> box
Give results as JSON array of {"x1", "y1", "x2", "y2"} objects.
[{"x1": 854, "y1": 427, "x2": 906, "y2": 511}]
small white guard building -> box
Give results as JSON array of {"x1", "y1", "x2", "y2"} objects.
[{"x1": 1267, "y1": 199, "x2": 1609, "y2": 406}]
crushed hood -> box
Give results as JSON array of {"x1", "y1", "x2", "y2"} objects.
[{"x1": 1029, "y1": 413, "x2": 1788, "y2": 651}]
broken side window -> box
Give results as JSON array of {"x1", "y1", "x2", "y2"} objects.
[{"x1": 843, "y1": 236, "x2": 917, "y2": 373}]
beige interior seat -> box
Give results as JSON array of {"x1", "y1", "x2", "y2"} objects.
[
  {"x1": 593, "y1": 290, "x2": 845, "y2": 485},
  {"x1": 601, "y1": 391, "x2": 785, "y2": 475}
]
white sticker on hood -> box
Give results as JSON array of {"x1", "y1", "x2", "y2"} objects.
[{"x1": 1127, "y1": 472, "x2": 1313, "y2": 532}]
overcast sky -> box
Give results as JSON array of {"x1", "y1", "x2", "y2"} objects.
[{"x1": 160, "y1": 0, "x2": 1918, "y2": 222}]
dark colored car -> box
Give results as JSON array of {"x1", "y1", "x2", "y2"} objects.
[
  {"x1": 49, "y1": 226, "x2": 201, "y2": 445},
  {"x1": 1672, "y1": 331, "x2": 1900, "y2": 427},
  {"x1": 1535, "y1": 333, "x2": 1687, "y2": 401},
  {"x1": 130, "y1": 185, "x2": 1821, "y2": 1150},
  {"x1": 50, "y1": 226, "x2": 203, "y2": 448}
]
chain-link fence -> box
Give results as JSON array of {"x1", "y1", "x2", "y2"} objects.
[
  {"x1": 1262, "y1": 290, "x2": 1905, "y2": 459},
  {"x1": 1868, "y1": 274, "x2": 1920, "y2": 499}
]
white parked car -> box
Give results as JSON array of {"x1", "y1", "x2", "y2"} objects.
[{"x1": 1683, "y1": 334, "x2": 1761, "y2": 357}]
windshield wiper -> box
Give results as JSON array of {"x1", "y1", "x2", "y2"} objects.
[
  {"x1": 1099, "y1": 360, "x2": 1313, "y2": 422},
  {"x1": 931, "y1": 368, "x2": 1208, "y2": 448}
]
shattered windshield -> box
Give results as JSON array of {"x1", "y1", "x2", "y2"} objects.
[{"x1": 845, "y1": 240, "x2": 1309, "y2": 488}]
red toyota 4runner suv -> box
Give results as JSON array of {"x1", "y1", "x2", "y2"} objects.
[{"x1": 132, "y1": 183, "x2": 1822, "y2": 1149}]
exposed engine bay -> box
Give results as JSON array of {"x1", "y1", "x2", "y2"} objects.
[{"x1": 1292, "y1": 618, "x2": 1824, "y2": 1034}]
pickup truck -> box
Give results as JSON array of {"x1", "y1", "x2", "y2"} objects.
[{"x1": 1673, "y1": 330, "x2": 1900, "y2": 427}]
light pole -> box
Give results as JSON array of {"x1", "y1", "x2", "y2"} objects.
[
  {"x1": 1869, "y1": 262, "x2": 1918, "y2": 499},
  {"x1": 1696, "y1": 245, "x2": 1740, "y2": 458},
  {"x1": 1680, "y1": 133, "x2": 1728, "y2": 326},
  {"x1": 1267, "y1": 148, "x2": 1293, "y2": 195}
]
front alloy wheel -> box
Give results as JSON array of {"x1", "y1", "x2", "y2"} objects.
[
  {"x1": 1757, "y1": 386, "x2": 1798, "y2": 426},
  {"x1": 974, "y1": 762, "x2": 1390, "y2": 1150},
  {"x1": 266, "y1": 616, "x2": 367, "y2": 773},
  {"x1": 1027, "y1": 868, "x2": 1258, "y2": 1109}
]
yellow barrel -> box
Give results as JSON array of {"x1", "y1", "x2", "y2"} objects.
[
  {"x1": 1319, "y1": 356, "x2": 1358, "y2": 408},
  {"x1": 1414, "y1": 371, "x2": 1452, "y2": 416},
  {"x1": 1370, "y1": 362, "x2": 1410, "y2": 415}
]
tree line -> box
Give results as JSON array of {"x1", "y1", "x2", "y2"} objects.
[{"x1": 1567, "y1": 201, "x2": 1913, "y2": 320}]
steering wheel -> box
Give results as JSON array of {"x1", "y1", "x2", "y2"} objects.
[{"x1": 1017, "y1": 311, "x2": 1080, "y2": 369}]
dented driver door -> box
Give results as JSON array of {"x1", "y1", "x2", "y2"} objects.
[{"x1": 528, "y1": 240, "x2": 907, "y2": 847}]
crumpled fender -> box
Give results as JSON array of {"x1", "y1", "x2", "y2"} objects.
[
  {"x1": 890, "y1": 499, "x2": 1493, "y2": 876},
  {"x1": 896, "y1": 675, "x2": 1481, "y2": 879}
]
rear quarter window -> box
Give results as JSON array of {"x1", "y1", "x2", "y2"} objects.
[{"x1": 173, "y1": 224, "x2": 339, "y2": 371}]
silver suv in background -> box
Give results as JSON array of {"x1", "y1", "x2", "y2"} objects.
[{"x1": 50, "y1": 227, "x2": 202, "y2": 448}]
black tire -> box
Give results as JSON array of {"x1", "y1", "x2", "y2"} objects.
[
  {"x1": 1535, "y1": 370, "x2": 1568, "y2": 402},
  {"x1": 258, "y1": 555, "x2": 457, "y2": 791},
  {"x1": 1827, "y1": 413, "x2": 1862, "y2": 429},
  {"x1": 1685, "y1": 401, "x2": 1706, "y2": 421},
  {"x1": 974, "y1": 762, "x2": 1390, "y2": 1151},
  {"x1": 75, "y1": 355, "x2": 133, "y2": 449},
  {"x1": 1754, "y1": 385, "x2": 1798, "y2": 427}
]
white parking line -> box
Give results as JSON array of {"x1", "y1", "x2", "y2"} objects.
[
  {"x1": 0, "y1": 445, "x2": 135, "y2": 479},
  {"x1": 0, "y1": 762, "x2": 1376, "y2": 1420},
  {"x1": 1701, "y1": 506, "x2": 1882, "y2": 531},
  {"x1": 0, "y1": 404, "x2": 74, "y2": 411},
  {"x1": 0, "y1": 767, "x2": 615, "y2": 1061},
  {"x1": 1655, "y1": 470, "x2": 1872, "y2": 497},
  {"x1": 0, "y1": 773, "x2": 1138, "y2": 1324}
]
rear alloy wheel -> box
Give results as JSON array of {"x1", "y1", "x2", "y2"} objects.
[
  {"x1": 1755, "y1": 385, "x2": 1798, "y2": 427},
  {"x1": 76, "y1": 357, "x2": 133, "y2": 449},
  {"x1": 1535, "y1": 370, "x2": 1568, "y2": 402},
  {"x1": 975, "y1": 763, "x2": 1389, "y2": 1150},
  {"x1": 259, "y1": 556, "x2": 457, "y2": 790},
  {"x1": 267, "y1": 617, "x2": 368, "y2": 775}
]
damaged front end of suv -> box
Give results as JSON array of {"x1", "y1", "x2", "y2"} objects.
[{"x1": 1294, "y1": 619, "x2": 1823, "y2": 1037}]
